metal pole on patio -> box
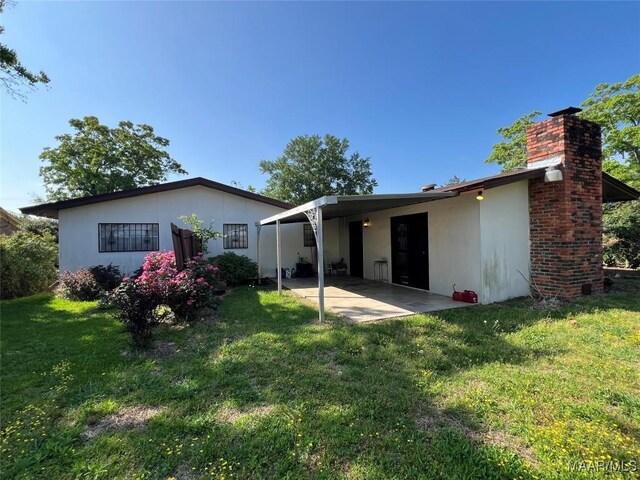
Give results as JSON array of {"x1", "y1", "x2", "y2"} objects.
[
  {"x1": 256, "y1": 224, "x2": 261, "y2": 285},
  {"x1": 276, "y1": 219, "x2": 282, "y2": 294},
  {"x1": 316, "y1": 207, "x2": 325, "y2": 322}
]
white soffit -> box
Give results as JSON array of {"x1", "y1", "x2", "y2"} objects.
[{"x1": 259, "y1": 192, "x2": 458, "y2": 225}]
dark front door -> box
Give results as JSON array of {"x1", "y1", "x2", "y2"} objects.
[
  {"x1": 349, "y1": 221, "x2": 364, "y2": 278},
  {"x1": 390, "y1": 213, "x2": 429, "y2": 290}
]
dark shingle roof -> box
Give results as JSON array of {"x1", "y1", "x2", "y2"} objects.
[
  {"x1": 432, "y1": 167, "x2": 640, "y2": 203},
  {"x1": 20, "y1": 177, "x2": 294, "y2": 219}
]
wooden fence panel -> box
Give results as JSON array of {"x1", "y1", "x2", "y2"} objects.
[{"x1": 171, "y1": 223, "x2": 185, "y2": 271}]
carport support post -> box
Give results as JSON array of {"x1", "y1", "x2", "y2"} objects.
[
  {"x1": 256, "y1": 224, "x2": 262, "y2": 285},
  {"x1": 316, "y1": 207, "x2": 325, "y2": 322},
  {"x1": 276, "y1": 219, "x2": 282, "y2": 294}
]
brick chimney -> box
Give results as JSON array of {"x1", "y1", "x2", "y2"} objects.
[{"x1": 526, "y1": 108, "x2": 603, "y2": 298}]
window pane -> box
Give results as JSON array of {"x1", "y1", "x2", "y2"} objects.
[
  {"x1": 303, "y1": 224, "x2": 316, "y2": 247},
  {"x1": 98, "y1": 223, "x2": 160, "y2": 252},
  {"x1": 223, "y1": 224, "x2": 248, "y2": 249}
]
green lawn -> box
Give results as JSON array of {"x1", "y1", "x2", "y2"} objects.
[{"x1": 1, "y1": 285, "x2": 639, "y2": 479}]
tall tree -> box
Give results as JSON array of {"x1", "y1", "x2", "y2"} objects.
[
  {"x1": 485, "y1": 111, "x2": 542, "y2": 172},
  {"x1": 40, "y1": 116, "x2": 187, "y2": 201},
  {"x1": 0, "y1": 0, "x2": 50, "y2": 99},
  {"x1": 259, "y1": 134, "x2": 377, "y2": 205},
  {"x1": 485, "y1": 74, "x2": 640, "y2": 177},
  {"x1": 441, "y1": 175, "x2": 466, "y2": 187},
  {"x1": 580, "y1": 74, "x2": 640, "y2": 170},
  {"x1": 485, "y1": 74, "x2": 640, "y2": 269}
]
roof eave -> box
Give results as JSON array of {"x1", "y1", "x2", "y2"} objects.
[{"x1": 19, "y1": 177, "x2": 294, "y2": 218}]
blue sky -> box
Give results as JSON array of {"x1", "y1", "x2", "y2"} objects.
[{"x1": 2, "y1": 1, "x2": 639, "y2": 212}]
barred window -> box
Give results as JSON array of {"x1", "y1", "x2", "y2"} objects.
[
  {"x1": 223, "y1": 224, "x2": 248, "y2": 249},
  {"x1": 99, "y1": 223, "x2": 159, "y2": 252},
  {"x1": 303, "y1": 224, "x2": 316, "y2": 247}
]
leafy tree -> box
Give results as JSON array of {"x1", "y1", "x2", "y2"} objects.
[
  {"x1": 179, "y1": 213, "x2": 221, "y2": 254},
  {"x1": 441, "y1": 175, "x2": 466, "y2": 187},
  {"x1": 485, "y1": 111, "x2": 541, "y2": 172},
  {"x1": 40, "y1": 116, "x2": 187, "y2": 201},
  {"x1": 485, "y1": 75, "x2": 640, "y2": 269},
  {"x1": 486, "y1": 74, "x2": 640, "y2": 176},
  {"x1": 580, "y1": 74, "x2": 640, "y2": 170},
  {"x1": 230, "y1": 180, "x2": 257, "y2": 193},
  {"x1": 259, "y1": 134, "x2": 377, "y2": 205},
  {"x1": 19, "y1": 215, "x2": 59, "y2": 242},
  {"x1": 602, "y1": 159, "x2": 640, "y2": 190},
  {"x1": 0, "y1": 0, "x2": 50, "y2": 99},
  {"x1": 603, "y1": 201, "x2": 640, "y2": 268}
]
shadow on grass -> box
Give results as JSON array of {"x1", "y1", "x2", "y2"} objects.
[
  {"x1": 2, "y1": 286, "x2": 639, "y2": 479},
  {"x1": 125, "y1": 286, "x2": 561, "y2": 478}
]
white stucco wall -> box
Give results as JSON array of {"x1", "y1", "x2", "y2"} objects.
[
  {"x1": 58, "y1": 186, "x2": 306, "y2": 275},
  {"x1": 344, "y1": 194, "x2": 483, "y2": 299},
  {"x1": 57, "y1": 181, "x2": 531, "y2": 303},
  {"x1": 478, "y1": 181, "x2": 531, "y2": 303}
]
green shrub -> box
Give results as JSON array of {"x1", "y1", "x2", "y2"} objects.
[
  {"x1": 19, "y1": 216, "x2": 59, "y2": 243},
  {"x1": 603, "y1": 201, "x2": 640, "y2": 268},
  {"x1": 88, "y1": 264, "x2": 122, "y2": 291},
  {"x1": 109, "y1": 279, "x2": 165, "y2": 347},
  {"x1": 210, "y1": 252, "x2": 257, "y2": 286},
  {"x1": 57, "y1": 269, "x2": 102, "y2": 301},
  {"x1": 0, "y1": 231, "x2": 57, "y2": 299}
]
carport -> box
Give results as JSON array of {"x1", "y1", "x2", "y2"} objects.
[{"x1": 258, "y1": 192, "x2": 457, "y2": 321}]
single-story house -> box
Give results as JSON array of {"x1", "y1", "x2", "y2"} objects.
[
  {"x1": 22, "y1": 108, "x2": 640, "y2": 318},
  {"x1": 20, "y1": 178, "x2": 306, "y2": 276}
]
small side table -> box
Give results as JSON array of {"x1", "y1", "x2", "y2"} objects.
[{"x1": 373, "y1": 260, "x2": 389, "y2": 283}]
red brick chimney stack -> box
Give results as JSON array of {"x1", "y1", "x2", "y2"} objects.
[{"x1": 526, "y1": 108, "x2": 603, "y2": 298}]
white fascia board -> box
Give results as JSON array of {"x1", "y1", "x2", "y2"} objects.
[
  {"x1": 259, "y1": 196, "x2": 338, "y2": 225},
  {"x1": 335, "y1": 192, "x2": 457, "y2": 202}
]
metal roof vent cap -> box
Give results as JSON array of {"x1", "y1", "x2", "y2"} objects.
[{"x1": 548, "y1": 107, "x2": 582, "y2": 117}]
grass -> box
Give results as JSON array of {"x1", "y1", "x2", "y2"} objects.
[{"x1": 1, "y1": 285, "x2": 639, "y2": 480}]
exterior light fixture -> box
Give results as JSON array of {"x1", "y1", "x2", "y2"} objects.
[
  {"x1": 544, "y1": 165, "x2": 563, "y2": 182},
  {"x1": 363, "y1": 218, "x2": 370, "y2": 227},
  {"x1": 476, "y1": 191, "x2": 484, "y2": 201}
]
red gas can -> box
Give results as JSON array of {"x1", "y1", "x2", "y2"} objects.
[
  {"x1": 452, "y1": 285, "x2": 478, "y2": 303},
  {"x1": 461, "y1": 290, "x2": 478, "y2": 303}
]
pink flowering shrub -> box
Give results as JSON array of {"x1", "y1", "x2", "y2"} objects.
[
  {"x1": 134, "y1": 251, "x2": 219, "y2": 321},
  {"x1": 111, "y1": 251, "x2": 220, "y2": 344}
]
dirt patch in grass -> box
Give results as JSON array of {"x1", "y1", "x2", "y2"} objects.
[
  {"x1": 530, "y1": 297, "x2": 563, "y2": 311},
  {"x1": 415, "y1": 407, "x2": 538, "y2": 466},
  {"x1": 482, "y1": 430, "x2": 539, "y2": 466},
  {"x1": 119, "y1": 340, "x2": 180, "y2": 359},
  {"x1": 173, "y1": 463, "x2": 197, "y2": 480},
  {"x1": 148, "y1": 341, "x2": 179, "y2": 359},
  {"x1": 319, "y1": 349, "x2": 344, "y2": 377},
  {"x1": 216, "y1": 405, "x2": 275, "y2": 425},
  {"x1": 82, "y1": 406, "x2": 166, "y2": 440},
  {"x1": 415, "y1": 407, "x2": 469, "y2": 433}
]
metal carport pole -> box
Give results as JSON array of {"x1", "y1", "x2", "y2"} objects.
[
  {"x1": 276, "y1": 219, "x2": 282, "y2": 294},
  {"x1": 255, "y1": 224, "x2": 262, "y2": 284},
  {"x1": 315, "y1": 207, "x2": 325, "y2": 322}
]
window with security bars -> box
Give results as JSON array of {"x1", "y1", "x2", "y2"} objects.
[
  {"x1": 303, "y1": 224, "x2": 316, "y2": 247},
  {"x1": 99, "y1": 223, "x2": 159, "y2": 252},
  {"x1": 223, "y1": 224, "x2": 248, "y2": 249}
]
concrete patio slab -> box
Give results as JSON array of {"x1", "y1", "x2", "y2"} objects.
[{"x1": 282, "y1": 276, "x2": 474, "y2": 322}]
